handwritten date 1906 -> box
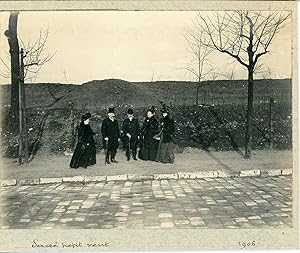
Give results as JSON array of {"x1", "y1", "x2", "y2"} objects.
[{"x1": 238, "y1": 241, "x2": 256, "y2": 249}]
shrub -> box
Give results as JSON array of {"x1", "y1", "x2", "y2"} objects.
[{"x1": 1, "y1": 103, "x2": 292, "y2": 157}]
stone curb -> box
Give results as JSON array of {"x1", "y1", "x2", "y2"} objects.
[{"x1": 0, "y1": 168, "x2": 293, "y2": 187}]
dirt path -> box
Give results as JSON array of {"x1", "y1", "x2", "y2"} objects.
[{"x1": 1, "y1": 149, "x2": 292, "y2": 180}]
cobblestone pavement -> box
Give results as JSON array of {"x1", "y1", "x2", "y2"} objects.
[{"x1": 0, "y1": 176, "x2": 292, "y2": 229}]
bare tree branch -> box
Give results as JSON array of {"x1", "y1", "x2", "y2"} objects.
[
  {"x1": 191, "y1": 10, "x2": 290, "y2": 158},
  {"x1": 194, "y1": 11, "x2": 290, "y2": 73},
  {"x1": 18, "y1": 28, "x2": 56, "y2": 81}
]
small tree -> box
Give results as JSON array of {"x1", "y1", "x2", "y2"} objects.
[
  {"x1": 193, "y1": 11, "x2": 290, "y2": 158},
  {"x1": 182, "y1": 30, "x2": 216, "y2": 106},
  {"x1": 18, "y1": 34, "x2": 54, "y2": 164}
]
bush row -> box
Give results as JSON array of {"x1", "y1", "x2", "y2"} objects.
[{"x1": 1, "y1": 102, "x2": 292, "y2": 157}]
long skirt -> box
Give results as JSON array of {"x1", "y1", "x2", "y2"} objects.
[
  {"x1": 138, "y1": 139, "x2": 158, "y2": 161},
  {"x1": 156, "y1": 142, "x2": 175, "y2": 163},
  {"x1": 70, "y1": 143, "x2": 96, "y2": 168}
]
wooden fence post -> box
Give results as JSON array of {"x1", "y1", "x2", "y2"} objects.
[
  {"x1": 70, "y1": 102, "x2": 75, "y2": 150},
  {"x1": 269, "y1": 97, "x2": 274, "y2": 149},
  {"x1": 21, "y1": 48, "x2": 29, "y2": 163},
  {"x1": 18, "y1": 49, "x2": 23, "y2": 165}
]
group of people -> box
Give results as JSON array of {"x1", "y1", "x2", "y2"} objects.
[{"x1": 69, "y1": 106, "x2": 175, "y2": 169}]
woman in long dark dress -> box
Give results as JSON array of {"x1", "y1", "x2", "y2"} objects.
[
  {"x1": 70, "y1": 113, "x2": 96, "y2": 169},
  {"x1": 139, "y1": 107, "x2": 159, "y2": 161}
]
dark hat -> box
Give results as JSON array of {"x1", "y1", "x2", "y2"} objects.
[
  {"x1": 82, "y1": 112, "x2": 91, "y2": 121},
  {"x1": 161, "y1": 103, "x2": 170, "y2": 113},
  {"x1": 108, "y1": 107, "x2": 115, "y2": 114},
  {"x1": 127, "y1": 108, "x2": 134, "y2": 115},
  {"x1": 147, "y1": 106, "x2": 155, "y2": 114}
]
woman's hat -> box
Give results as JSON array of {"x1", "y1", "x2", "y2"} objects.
[
  {"x1": 127, "y1": 108, "x2": 134, "y2": 115},
  {"x1": 82, "y1": 112, "x2": 91, "y2": 121}
]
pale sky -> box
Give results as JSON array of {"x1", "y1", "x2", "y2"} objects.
[{"x1": 0, "y1": 11, "x2": 292, "y2": 85}]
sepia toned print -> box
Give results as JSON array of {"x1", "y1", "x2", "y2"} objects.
[{"x1": 0, "y1": 0, "x2": 298, "y2": 251}]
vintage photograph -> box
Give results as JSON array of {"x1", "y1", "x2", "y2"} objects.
[{"x1": 0, "y1": 2, "x2": 298, "y2": 249}]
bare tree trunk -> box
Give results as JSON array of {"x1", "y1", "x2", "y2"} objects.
[
  {"x1": 18, "y1": 62, "x2": 23, "y2": 165},
  {"x1": 244, "y1": 15, "x2": 255, "y2": 159},
  {"x1": 196, "y1": 84, "x2": 200, "y2": 106},
  {"x1": 7, "y1": 12, "x2": 20, "y2": 132},
  {"x1": 245, "y1": 67, "x2": 254, "y2": 158}
]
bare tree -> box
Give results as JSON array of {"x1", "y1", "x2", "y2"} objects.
[
  {"x1": 182, "y1": 30, "x2": 215, "y2": 106},
  {"x1": 193, "y1": 11, "x2": 290, "y2": 158},
  {"x1": 151, "y1": 68, "x2": 156, "y2": 82},
  {"x1": 3, "y1": 12, "x2": 55, "y2": 164},
  {"x1": 19, "y1": 28, "x2": 55, "y2": 81},
  {"x1": 220, "y1": 66, "x2": 236, "y2": 80}
]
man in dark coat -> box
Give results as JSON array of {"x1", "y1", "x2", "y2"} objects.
[
  {"x1": 156, "y1": 106, "x2": 175, "y2": 163},
  {"x1": 101, "y1": 108, "x2": 120, "y2": 164},
  {"x1": 122, "y1": 108, "x2": 140, "y2": 161},
  {"x1": 139, "y1": 106, "x2": 159, "y2": 161}
]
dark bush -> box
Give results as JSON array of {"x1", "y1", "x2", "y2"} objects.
[
  {"x1": 174, "y1": 103, "x2": 292, "y2": 150},
  {"x1": 1, "y1": 103, "x2": 292, "y2": 157}
]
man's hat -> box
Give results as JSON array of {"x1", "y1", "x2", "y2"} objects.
[
  {"x1": 108, "y1": 107, "x2": 115, "y2": 114},
  {"x1": 147, "y1": 106, "x2": 155, "y2": 114},
  {"x1": 127, "y1": 108, "x2": 134, "y2": 115},
  {"x1": 82, "y1": 112, "x2": 91, "y2": 121},
  {"x1": 160, "y1": 102, "x2": 170, "y2": 114}
]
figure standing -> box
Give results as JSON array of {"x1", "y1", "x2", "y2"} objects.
[
  {"x1": 156, "y1": 106, "x2": 175, "y2": 163},
  {"x1": 139, "y1": 107, "x2": 159, "y2": 161},
  {"x1": 122, "y1": 108, "x2": 140, "y2": 161},
  {"x1": 101, "y1": 108, "x2": 120, "y2": 164},
  {"x1": 70, "y1": 113, "x2": 96, "y2": 169}
]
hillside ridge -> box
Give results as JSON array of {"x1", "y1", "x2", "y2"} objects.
[{"x1": 0, "y1": 78, "x2": 292, "y2": 109}]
